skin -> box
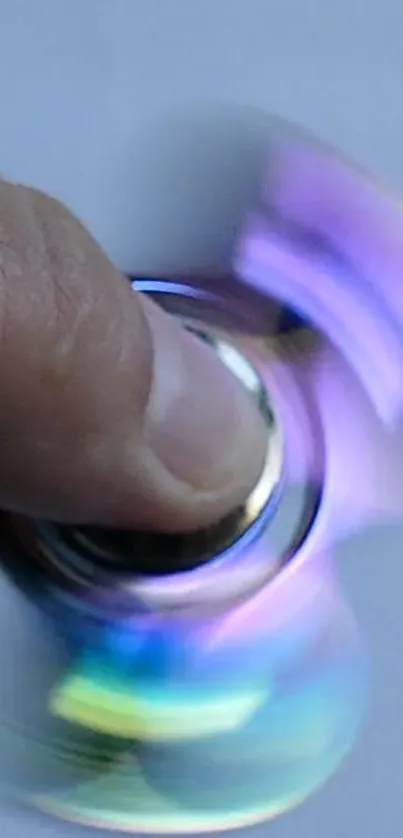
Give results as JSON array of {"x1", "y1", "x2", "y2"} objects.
[{"x1": 0, "y1": 178, "x2": 267, "y2": 533}]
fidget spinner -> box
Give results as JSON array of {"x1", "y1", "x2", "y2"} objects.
[{"x1": 0, "y1": 119, "x2": 402, "y2": 834}]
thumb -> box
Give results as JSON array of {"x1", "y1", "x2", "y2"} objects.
[{"x1": 0, "y1": 179, "x2": 267, "y2": 532}]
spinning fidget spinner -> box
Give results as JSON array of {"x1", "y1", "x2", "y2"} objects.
[{"x1": 0, "y1": 119, "x2": 402, "y2": 834}]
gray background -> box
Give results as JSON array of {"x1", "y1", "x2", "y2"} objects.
[{"x1": 0, "y1": 0, "x2": 402, "y2": 836}]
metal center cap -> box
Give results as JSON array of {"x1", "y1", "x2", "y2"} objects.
[
  {"x1": 0, "y1": 275, "x2": 322, "y2": 609},
  {"x1": 43, "y1": 333, "x2": 283, "y2": 577}
]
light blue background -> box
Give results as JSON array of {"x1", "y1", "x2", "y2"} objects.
[{"x1": 0, "y1": 1, "x2": 402, "y2": 836}]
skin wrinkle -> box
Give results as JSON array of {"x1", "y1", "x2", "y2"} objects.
[
  {"x1": 32, "y1": 192, "x2": 151, "y2": 426},
  {"x1": 37, "y1": 226, "x2": 101, "y2": 388},
  {"x1": 0, "y1": 180, "x2": 157, "y2": 522},
  {"x1": 30, "y1": 190, "x2": 101, "y2": 379},
  {"x1": 0, "y1": 259, "x2": 7, "y2": 365}
]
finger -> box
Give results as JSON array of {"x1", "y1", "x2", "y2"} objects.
[{"x1": 0, "y1": 179, "x2": 267, "y2": 532}]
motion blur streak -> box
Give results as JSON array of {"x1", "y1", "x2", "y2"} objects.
[{"x1": 1, "y1": 120, "x2": 402, "y2": 834}]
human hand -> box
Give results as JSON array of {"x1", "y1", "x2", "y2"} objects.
[{"x1": 0, "y1": 179, "x2": 266, "y2": 533}]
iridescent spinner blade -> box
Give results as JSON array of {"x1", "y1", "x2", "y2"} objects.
[{"x1": 0, "y1": 118, "x2": 402, "y2": 834}]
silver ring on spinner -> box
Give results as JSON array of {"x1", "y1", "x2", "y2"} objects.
[{"x1": 0, "y1": 276, "x2": 325, "y2": 615}]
